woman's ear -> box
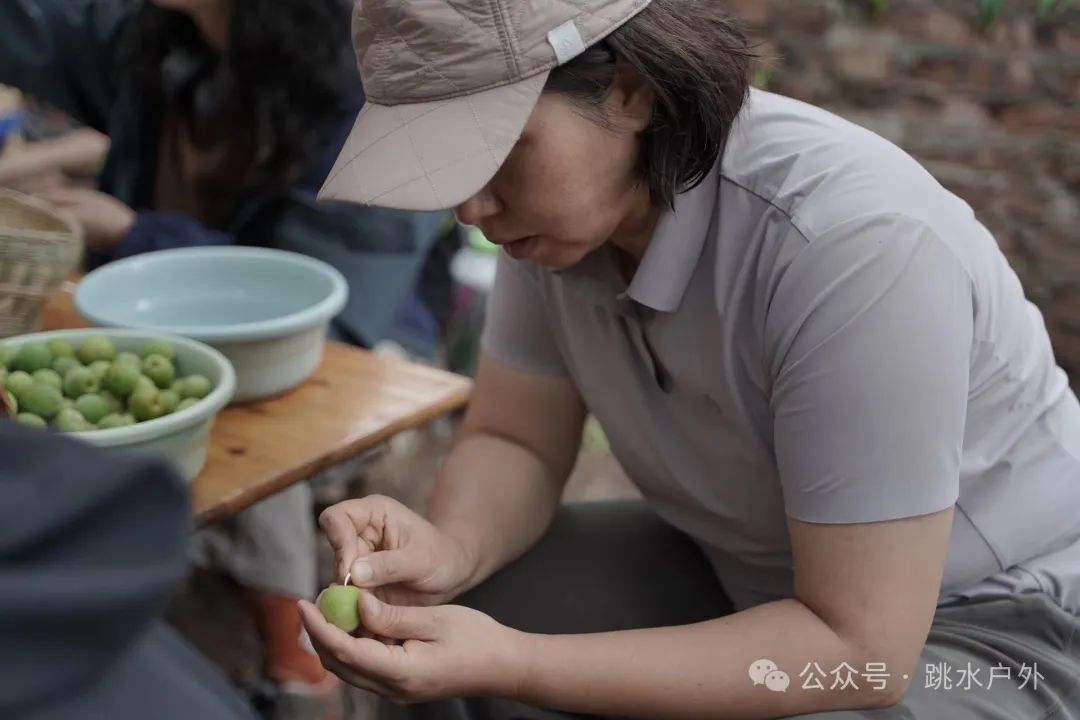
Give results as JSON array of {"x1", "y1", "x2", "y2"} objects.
[{"x1": 610, "y1": 62, "x2": 654, "y2": 134}]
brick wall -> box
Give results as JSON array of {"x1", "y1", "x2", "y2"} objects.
[{"x1": 727, "y1": 0, "x2": 1080, "y2": 384}]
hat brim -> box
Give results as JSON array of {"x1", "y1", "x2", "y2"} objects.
[{"x1": 318, "y1": 72, "x2": 550, "y2": 212}]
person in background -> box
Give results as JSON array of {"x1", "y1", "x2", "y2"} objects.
[
  {"x1": 0, "y1": 0, "x2": 454, "y2": 711},
  {"x1": 0, "y1": 420, "x2": 260, "y2": 720}
]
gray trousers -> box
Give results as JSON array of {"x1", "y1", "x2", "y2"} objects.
[
  {"x1": 189, "y1": 482, "x2": 318, "y2": 599},
  {"x1": 390, "y1": 500, "x2": 1080, "y2": 720}
]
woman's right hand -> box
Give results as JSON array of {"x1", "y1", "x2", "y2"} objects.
[{"x1": 319, "y1": 494, "x2": 477, "y2": 607}]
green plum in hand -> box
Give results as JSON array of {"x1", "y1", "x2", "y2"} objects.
[
  {"x1": 317, "y1": 584, "x2": 362, "y2": 633},
  {"x1": 63, "y1": 367, "x2": 100, "y2": 398},
  {"x1": 142, "y1": 355, "x2": 175, "y2": 389},
  {"x1": 77, "y1": 336, "x2": 116, "y2": 364}
]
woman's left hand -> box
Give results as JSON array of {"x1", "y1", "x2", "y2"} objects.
[
  {"x1": 39, "y1": 188, "x2": 136, "y2": 251},
  {"x1": 298, "y1": 591, "x2": 531, "y2": 704}
]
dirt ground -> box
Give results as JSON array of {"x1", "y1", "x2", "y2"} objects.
[{"x1": 167, "y1": 414, "x2": 638, "y2": 719}]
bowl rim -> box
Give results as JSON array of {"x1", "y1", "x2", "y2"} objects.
[
  {"x1": 2, "y1": 328, "x2": 237, "y2": 447},
  {"x1": 73, "y1": 246, "x2": 349, "y2": 343}
]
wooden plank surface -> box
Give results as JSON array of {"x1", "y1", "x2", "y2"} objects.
[{"x1": 41, "y1": 287, "x2": 473, "y2": 525}]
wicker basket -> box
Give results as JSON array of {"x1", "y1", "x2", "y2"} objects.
[{"x1": 0, "y1": 189, "x2": 84, "y2": 339}]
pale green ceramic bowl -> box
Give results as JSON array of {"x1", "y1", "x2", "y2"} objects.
[{"x1": 2, "y1": 328, "x2": 236, "y2": 481}]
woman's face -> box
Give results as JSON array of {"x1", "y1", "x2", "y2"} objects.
[{"x1": 454, "y1": 82, "x2": 654, "y2": 270}]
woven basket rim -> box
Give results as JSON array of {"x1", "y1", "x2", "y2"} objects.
[{"x1": 0, "y1": 188, "x2": 84, "y2": 242}]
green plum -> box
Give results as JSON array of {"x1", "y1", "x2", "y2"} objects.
[
  {"x1": 15, "y1": 413, "x2": 47, "y2": 429},
  {"x1": 0, "y1": 345, "x2": 18, "y2": 368},
  {"x1": 160, "y1": 390, "x2": 180, "y2": 414},
  {"x1": 140, "y1": 340, "x2": 175, "y2": 361},
  {"x1": 47, "y1": 339, "x2": 76, "y2": 358},
  {"x1": 176, "y1": 397, "x2": 199, "y2": 412},
  {"x1": 180, "y1": 375, "x2": 213, "y2": 400},
  {"x1": 114, "y1": 351, "x2": 142, "y2": 368},
  {"x1": 100, "y1": 390, "x2": 124, "y2": 413},
  {"x1": 134, "y1": 374, "x2": 157, "y2": 395},
  {"x1": 129, "y1": 388, "x2": 166, "y2": 422},
  {"x1": 54, "y1": 407, "x2": 93, "y2": 432},
  {"x1": 317, "y1": 584, "x2": 362, "y2": 633},
  {"x1": 77, "y1": 336, "x2": 116, "y2": 364},
  {"x1": 11, "y1": 344, "x2": 52, "y2": 373},
  {"x1": 52, "y1": 355, "x2": 82, "y2": 377},
  {"x1": 63, "y1": 367, "x2": 100, "y2": 398},
  {"x1": 75, "y1": 394, "x2": 111, "y2": 424},
  {"x1": 18, "y1": 384, "x2": 63, "y2": 420},
  {"x1": 97, "y1": 413, "x2": 136, "y2": 429},
  {"x1": 142, "y1": 355, "x2": 175, "y2": 389},
  {"x1": 88, "y1": 360, "x2": 112, "y2": 382},
  {"x1": 5, "y1": 371, "x2": 34, "y2": 398},
  {"x1": 104, "y1": 362, "x2": 141, "y2": 397},
  {"x1": 31, "y1": 369, "x2": 62, "y2": 392}
]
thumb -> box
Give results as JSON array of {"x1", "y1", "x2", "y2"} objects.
[
  {"x1": 359, "y1": 592, "x2": 439, "y2": 641},
  {"x1": 350, "y1": 548, "x2": 430, "y2": 588}
]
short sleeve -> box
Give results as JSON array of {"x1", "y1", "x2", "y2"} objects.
[
  {"x1": 766, "y1": 218, "x2": 973, "y2": 524},
  {"x1": 480, "y1": 253, "x2": 568, "y2": 377}
]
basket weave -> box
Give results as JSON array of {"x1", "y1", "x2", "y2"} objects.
[{"x1": 0, "y1": 189, "x2": 84, "y2": 339}]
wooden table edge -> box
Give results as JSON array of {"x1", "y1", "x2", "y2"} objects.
[{"x1": 193, "y1": 382, "x2": 472, "y2": 526}]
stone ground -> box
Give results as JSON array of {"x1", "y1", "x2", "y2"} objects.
[{"x1": 167, "y1": 414, "x2": 638, "y2": 720}]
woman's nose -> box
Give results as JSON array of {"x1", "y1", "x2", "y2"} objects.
[{"x1": 454, "y1": 185, "x2": 500, "y2": 227}]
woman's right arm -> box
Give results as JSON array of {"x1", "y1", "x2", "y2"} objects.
[
  {"x1": 0, "y1": 0, "x2": 129, "y2": 131},
  {"x1": 427, "y1": 352, "x2": 587, "y2": 593}
]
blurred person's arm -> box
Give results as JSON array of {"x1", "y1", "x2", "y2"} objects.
[
  {"x1": 0, "y1": 423, "x2": 191, "y2": 716},
  {"x1": 0, "y1": 127, "x2": 109, "y2": 191},
  {"x1": 0, "y1": 0, "x2": 127, "y2": 132}
]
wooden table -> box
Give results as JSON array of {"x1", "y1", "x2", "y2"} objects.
[{"x1": 41, "y1": 286, "x2": 473, "y2": 526}]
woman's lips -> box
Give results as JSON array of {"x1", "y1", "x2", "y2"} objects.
[{"x1": 504, "y1": 236, "x2": 538, "y2": 260}]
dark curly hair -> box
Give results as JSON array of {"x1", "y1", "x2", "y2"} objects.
[{"x1": 122, "y1": 0, "x2": 353, "y2": 190}]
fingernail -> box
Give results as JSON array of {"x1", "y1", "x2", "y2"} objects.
[{"x1": 351, "y1": 560, "x2": 373, "y2": 583}]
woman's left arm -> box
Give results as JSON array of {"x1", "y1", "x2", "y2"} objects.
[{"x1": 517, "y1": 509, "x2": 952, "y2": 718}]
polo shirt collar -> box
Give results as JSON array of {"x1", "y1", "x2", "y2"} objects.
[{"x1": 626, "y1": 161, "x2": 720, "y2": 313}]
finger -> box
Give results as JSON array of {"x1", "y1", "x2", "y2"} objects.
[
  {"x1": 319, "y1": 504, "x2": 364, "y2": 581},
  {"x1": 37, "y1": 187, "x2": 83, "y2": 204},
  {"x1": 312, "y1": 644, "x2": 397, "y2": 698},
  {"x1": 352, "y1": 548, "x2": 432, "y2": 589},
  {"x1": 359, "y1": 592, "x2": 440, "y2": 642},
  {"x1": 299, "y1": 599, "x2": 405, "y2": 680}
]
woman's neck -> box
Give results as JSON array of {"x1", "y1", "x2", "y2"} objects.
[
  {"x1": 608, "y1": 184, "x2": 661, "y2": 280},
  {"x1": 189, "y1": 3, "x2": 230, "y2": 52}
]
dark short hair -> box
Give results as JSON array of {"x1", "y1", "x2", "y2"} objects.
[{"x1": 544, "y1": 0, "x2": 754, "y2": 208}]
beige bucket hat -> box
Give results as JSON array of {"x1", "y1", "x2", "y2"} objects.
[{"x1": 318, "y1": 0, "x2": 652, "y2": 212}]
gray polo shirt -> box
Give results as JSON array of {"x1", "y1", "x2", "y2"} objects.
[{"x1": 481, "y1": 89, "x2": 1080, "y2": 614}]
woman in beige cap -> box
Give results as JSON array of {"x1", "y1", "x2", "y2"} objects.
[{"x1": 300, "y1": 1, "x2": 1080, "y2": 718}]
